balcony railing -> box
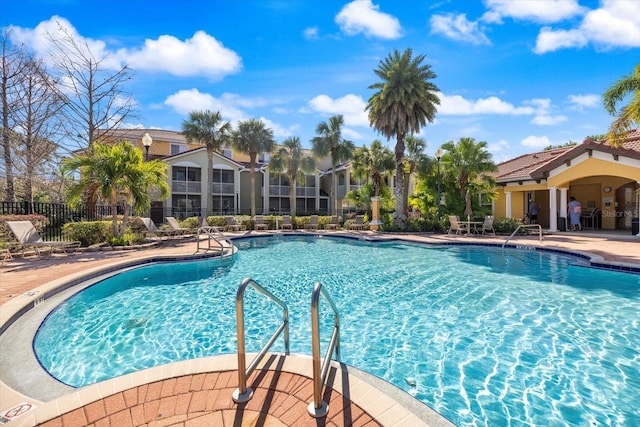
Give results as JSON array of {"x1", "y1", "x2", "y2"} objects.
[
  {"x1": 172, "y1": 180, "x2": 201, "y2": 193},
  {"x1": 270, "y1": 185, "x2": 317, "y2": 197},
  {"x1": 212, "y1": 182, "x2": 235, "y2": 194},
  {"x1": 296, "y1": 186, "x2": 316, "y2": 197}
]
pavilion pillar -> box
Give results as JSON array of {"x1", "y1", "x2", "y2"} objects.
[{"x1": 370, "y1": 197, "x2": 381, "y2": 231}]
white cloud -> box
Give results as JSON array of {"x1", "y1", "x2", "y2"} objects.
[
  {"x1": 259, "y1": 117, "x2": 299, "y2": 139},
  {"x1": 304, "y1": 27, "x2": 319, "y2": 40},
  {"x1": 307, "y1": 94, "x2": 369, "y2": 126},
  {"x1": 534, "y1": 0, "x2": 640, "y2": 53},
  {"x1": 567, "y1": 94, "x2": 600, "y2": 110},
  {"x1": 438, "y1": 93, "x2": 535, "y2": 115},
  {"x1": 531, "y1": 115, "x2": 567, "y2": 125},
  {"x1": 430, "y1": 13, "x2": 491, "y2": 45},
  {"x1": 9, "y1": 17, "x2": 243, "y2": 79},
  {"x1": 482, "y1": 0, "x2": 584, "y2": 24},
  {"x1": 125, "y1": 31, "x2": 242, "y2": 78},
  {"x1": 164, "y1": 89, "x2": 245, "y2": 121},
  {"x1": 521, "y1": 135, "x2": 552, "y2": 148},
  {"x1": 335, "y1": 0, "x2": 402, "y2": 39}
]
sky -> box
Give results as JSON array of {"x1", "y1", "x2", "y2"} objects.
[{"x1": 1, "y1": 0, "x2": 639, "y2": 163}]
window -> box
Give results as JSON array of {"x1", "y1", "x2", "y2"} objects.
[
  {"x1": 222, "y1": 148, "x2": 233, "y2": 158},
  {"x1": 258, "y1": 153, "x2": 270, "y2": 163},
  {"x1": 170, "y1": 144, "x2": 187, "y2": 155}
]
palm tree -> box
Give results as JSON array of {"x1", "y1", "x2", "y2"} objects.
[
  {"x1": 351, "y1": 140, "x2": 395, "y2": 198},
  {"x1": 440, "y1": 137, "x2": 496, "y2": 202},
  {"x1": 268, "y1": 136, "x2": 315, "y2": 218},
  {"x1": 403, "y1": 135, "x2": 428, "y2": 204},
  {"x1": 603, "y1": 63, "x2": 640, "y2": 148},
  {"x1": 311, "y1": 114, "x2": 354, "y2": 216},
  {"x1": 182, "y1": 110, "x2": 232, "y2": 215},
  {"x1": 366, "y1": 48, "x2": 440, "y2": 228},
  {"x1": 232, "y1": 119, "x2": 275, "y2": 217},
  {"x1": 62, "y1": 140, "x2": 169, "y2": 238}
]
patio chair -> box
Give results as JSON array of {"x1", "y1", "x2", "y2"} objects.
[
  {"x1": 447, "y1": 215, "x2": 469, "y2": 236},
  {"x1": 166, "y1": 217, "x2": 191, "y2": 235},
  {"x1": 254, "y1": 215, "x2": 268, "y2": 231},
  {"x1": 481, "y1": 215, "x2": 496, "y2": 236},
  {"x1": 305, "y1": 215, "x2": 319, "y2": 231},
  {"x1": 281, "y1": 215, "x2": 293, "y2": 230},
  {"x1": 348, "y1": 215, "x2": 367, "y2": 230},
  {"x1": 6, "y1": 220, "x2": 80, "y2": 257},
  {"x1": 224, "y1": 216, "x2": 246, "y2": 232},
  {"x1": 325, "y1": 215, "x2": 340, "y2": 230},
  {"x1": 140, "y1": 217, "x2": 182, "y2": 239}
]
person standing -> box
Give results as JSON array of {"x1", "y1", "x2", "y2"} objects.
[
  {"x1": 528, "y1": 200, "x2": 539, "y2": 224},
  {"x1": 568, "y1": 197, "x2": 582, "y2": 231}
]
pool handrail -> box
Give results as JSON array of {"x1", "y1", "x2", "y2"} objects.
[
  {"x1": 308, "y1": 281, "x2": 340, "y2": 418},
  {"x1": 502, "y1": 223, "x2": 543, "y2": 249},
  {"x1": 196, "y1": 226, "x2": 232, "y2": 257},
  {"x1": 232, "y1": 277, "x2": 290, "y2": 403}
]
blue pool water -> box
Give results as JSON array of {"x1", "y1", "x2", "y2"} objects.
[{"x1": 34, "y1": 236, "x2": 640, "y2": 426}]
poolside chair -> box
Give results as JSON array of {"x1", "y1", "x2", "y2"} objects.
[
  {"x1": 6, "y1": 220, "x2": 80, "y2": 257},
  {"x1": 305, "y1": 215, "x2": 319, "y2": 231},
  {"x1": 348, "y1": 215, "x2": 367, "y2": 230},
  {"x1": 224, "y1": 216, "x2": 246, "y2": 232},
  {"x1": 481, "y1": 215, "x2": 496, "y2": 236},
  {"x1": 281, "y1": 215, "x2": 293, "y2": 230},
  {"x1": 140, "y1": 217, "x2": 182, "y2": 239},
  {"x1": 447, "y1": 215, "x2": 469, "y2": 236},
  {"x1": 166, "y1": 217, "x2": 190, "y2": 235},
  {"x1": 254, "y1": 215, "x2": 268, "y2": 231},
  {"x1": 325, "y1": 215, "x2": 340, "y2": 230}
]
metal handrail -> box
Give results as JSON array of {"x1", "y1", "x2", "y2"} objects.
[
  {"x1": 232, "y1": 277, "x2": 290, "y2": 403},
  {"x1": 196, "y1": 226, "x2": 230, "y2": 257},
  {"x1": 502, "y1": 223, "x2": 543, "y2": 249},
  {"x1": 308, "y1": 282, "x2": 340, "y2": 418}
]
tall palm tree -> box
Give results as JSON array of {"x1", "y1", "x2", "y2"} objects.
[
  {"x1": 232, "y1": 119, "x2": 275, "y2": 217},
  {"x1": 366, "y1": 48, "x2": 440, "y2": 228},
  {"x1": 351, "y1": 140, "x2": 395, "y2": 198},
  {"x1": 440, "y1": 137, "x2": 496, "y2": 201},
  {"x1": 181, "y1": 110, "x2": 232, "y2": 216},
  {"x1": 603, "y1": 62, "x2": 640, "y2": 148},
  {"x1": 268, "y1": 136, "x2": 315, "y2": 218},
  {"x1": 311, "y1": 114, "x2": 354, "y2": 216},
  {"x1": 403, "y1": 135, "x2": 428, "y2": 204},
  {"x1": 62, "y1": 140, "x2": 169, "y2": 238}
]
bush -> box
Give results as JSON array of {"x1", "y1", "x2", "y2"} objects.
[
  {"x1": 63, "y1": 221, "x2": 112, "y2": 246},
  {"x1": 492, "y1": 217, "x2": 523, "y2": 234}
]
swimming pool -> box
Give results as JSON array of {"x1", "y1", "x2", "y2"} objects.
[{"x1": 34, "y1": 235, "x2": 640, "y2": 426}]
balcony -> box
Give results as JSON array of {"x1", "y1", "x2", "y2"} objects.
[
  {"x1": 172, "y1": 180, "x2": 201, "y2": 193},
  {"x1": 212, "y1": 182, "x2": 235, "y2": 194}
]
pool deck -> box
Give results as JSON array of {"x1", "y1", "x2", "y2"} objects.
[{"x1": 0, "y1": 229, "x2": 638, "y2": 426}]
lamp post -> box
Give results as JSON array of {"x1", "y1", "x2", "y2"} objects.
[
  {"x1": 436, "y1": 148, "x2": 442, "y2": 220},
  {"x1": 142, "y1": 132, "x2": 153, "y2": 161}
]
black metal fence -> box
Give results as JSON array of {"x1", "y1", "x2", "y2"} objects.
[{"x1": 0, "y1": 201, "x2": 116, "y2": 241}]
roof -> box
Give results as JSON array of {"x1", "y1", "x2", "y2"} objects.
[{"x1": 495, "y1": 130, "x2": 640, "y2": 183}]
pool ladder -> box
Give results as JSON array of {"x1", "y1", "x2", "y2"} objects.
[
  {"x1": 232, "y1": 278, "x2": 340, "y2": 419},
  {"x1": 502, "y1": 223, "x2": 543, "y2": 249}
]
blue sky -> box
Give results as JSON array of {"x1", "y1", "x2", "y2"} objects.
[{"x1": 2, "y1": 0, "x2": 639, "y2": 162}]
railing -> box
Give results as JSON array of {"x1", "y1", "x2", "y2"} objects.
[
  {"x1": 308, "y1": 282, "x2": 340, "y2": 418},
  {"x1": 212, "y1": 182, "x2": 235, "y2": 194},
  {"x1": 196, "y1": 226, "x2": 232, "y2": 257},
  {"x1": 232, "y1": 278, "x2": 290, "y2": 403},
  {"x1": 502, "y1": 223, "x2": 543, "y2": 249},
  {"x1": 171, "y1": 180, "x2": 201, "y2": 193}
]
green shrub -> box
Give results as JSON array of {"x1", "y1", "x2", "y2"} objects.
[
  {"x1": 63, "y1": 221, "x2": 112, "y2": 246},
  {"x1": 492, "y1": 217, "x2": 523, "y2": 234}
]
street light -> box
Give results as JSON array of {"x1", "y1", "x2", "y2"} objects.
[
  {"x1": 142, "y1": 132, "x2": 153, "y2": 161},
  {"x1": 436, "y1": 148, "x2": 442, "y2": 220}
]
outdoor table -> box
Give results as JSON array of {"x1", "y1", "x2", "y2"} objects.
[{"x1": 465, "y1": 221, "x2": 483, "y2": 235}]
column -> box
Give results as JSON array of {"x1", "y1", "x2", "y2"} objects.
[
  {"x1": 549, "y1": 187, "x2": 558, "y2": 232},
  {"x1": 558, "y1": 187, "x2": 567, "y2": 232},
  {"x1": 370, "y1": 197, "x2": 381, "y2": 231},
  {"x1": 505, "y1": 192, "x2": 512, "y2": 218}
]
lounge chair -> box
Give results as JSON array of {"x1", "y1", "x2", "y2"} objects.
[
  {"x1": 6, "y1": 220, "x2": 80, "y2": 257},
  {"x1": 325, "y1": 215, "x2": 340, "y2": 230},
  {"x1": 305, "y1": 215, "x2": 319, "y2": 231},
  {"x1": 224, "y1": 216, "x2": 246, "y2": 232},
  {"x1": 166, "y1": 217, "x2": 191, "y2": 235},
  {"x1": 481, "y1": 215, "x2": 496, "y2": 236},
  {"x1": 254, "y1": 215, "x2": 268, "y2": 231},
  {"x1": 140, "y1": 217, "x2": 182, "y2": 239},
  {"x1": 348, "y1": 215, "x2": 367, "y2": 230},
  {"x1": 281, "y1": 215, "x2": 293, "y2": 230},
  {"x1": 447, "y1": 215, "x2": 469, "y2": 236}
]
